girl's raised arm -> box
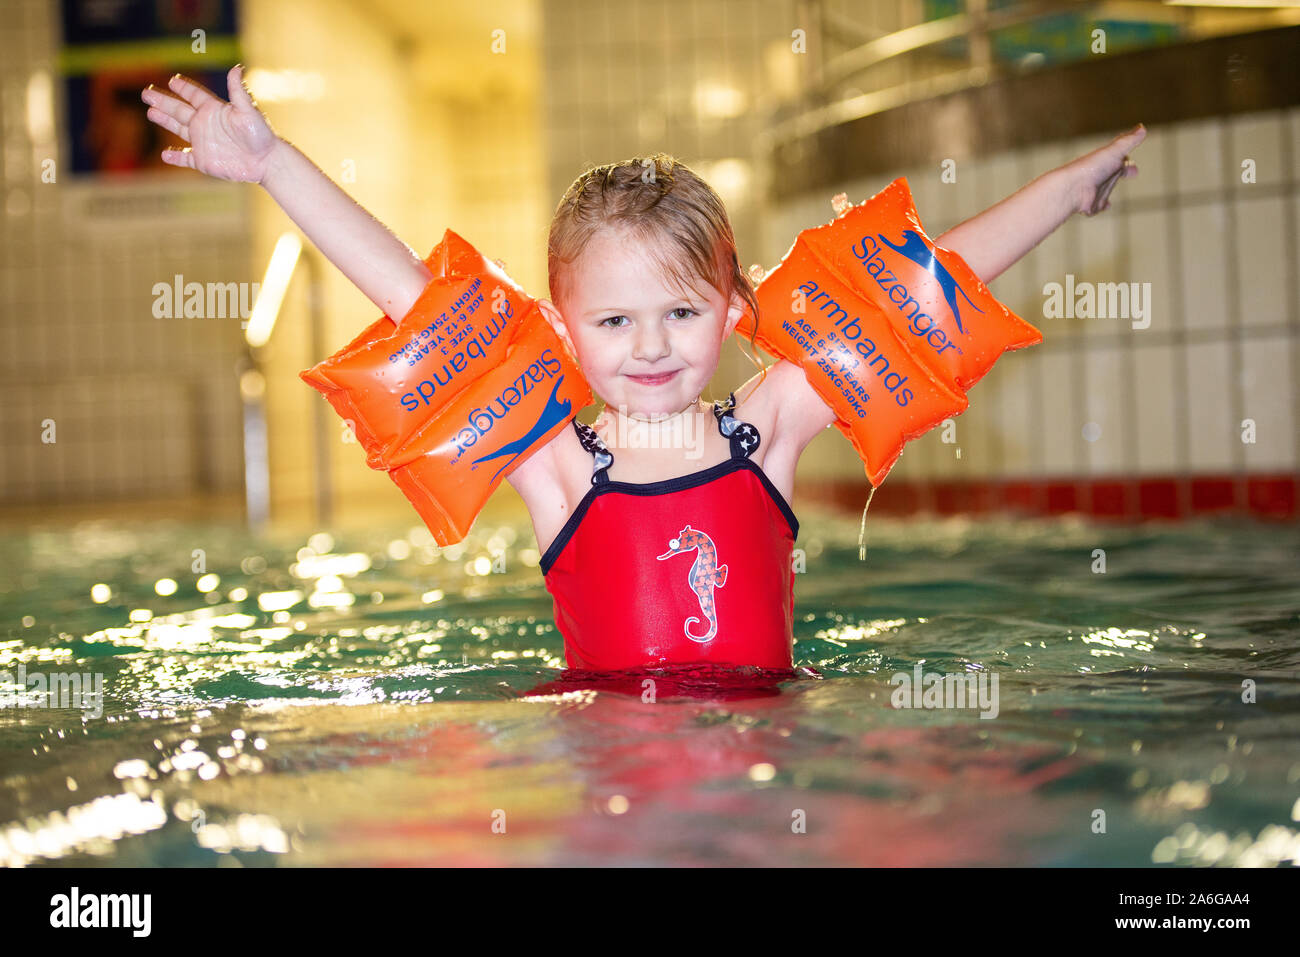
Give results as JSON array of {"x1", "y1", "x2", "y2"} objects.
[
  {"x1": 935, "y1": 124, "x2": 1146, "y2": 283},
  {"x1": 141, "y1": 65, "x2": 433, "y2": 320}
]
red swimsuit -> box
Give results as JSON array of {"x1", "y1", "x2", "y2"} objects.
[{"x1": 541, "y1": 393, "x2": 799, "y2": 671}]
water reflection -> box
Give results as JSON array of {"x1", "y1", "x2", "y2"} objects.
[{"x1": 1, "y1": 512, "x2": 1297, "y2": 866}]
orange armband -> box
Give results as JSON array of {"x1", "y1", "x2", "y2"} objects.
[
  {"x1": 739, "y1": 177, "x2": 1043, "y2": 486},
  {"x1": 301, "y1": 230, "x2": 591, "y2": 545},
  {"x1": 301, "y1": 231, "x2": 542, "y2": 468}
]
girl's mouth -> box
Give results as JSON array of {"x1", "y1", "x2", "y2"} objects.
[{"x1": 627, "y1": 370, "x2": 680, "y2": 386}]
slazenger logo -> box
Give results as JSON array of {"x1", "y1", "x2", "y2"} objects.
[
  {"x1": 852, "y1": 230, "x2": 983, "y2": 338},
  {"x1": 452, "y1": 348, "x2": 573, "y2": 482},
  {"x1": 49, "y1": 887, "x2": 151, "y2": 937}
]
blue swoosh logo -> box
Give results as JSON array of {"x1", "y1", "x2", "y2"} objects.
[
  {"x1": 470, "y1": 375, "x2": 573, "y2": 483},
  {"x1": 878, "y1": 228, "x2": 983, "y2": 335}
]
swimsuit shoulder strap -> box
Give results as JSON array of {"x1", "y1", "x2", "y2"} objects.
[
  {"x1": 571, "y1": 416, "x2": 614, "y2": 485},
  {"x1": 713, "y1": 392, "x2": 761, "y2": 460},
  {"x1": 573, "y1": 396, "x2": 759, "y2": 484}
]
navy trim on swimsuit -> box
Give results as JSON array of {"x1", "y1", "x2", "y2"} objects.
[
  {"x1": 541, "y1": 394, "x2": 797, "y2": 576},
  {"x1": 538, "y1": 447, "x2": 800, "y2": 577}
]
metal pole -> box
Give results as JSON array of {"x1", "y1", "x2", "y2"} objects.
[{"x1": 240, "y1": 355, "x2": 270, "y2": 528}]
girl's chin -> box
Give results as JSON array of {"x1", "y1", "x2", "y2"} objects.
[{"x1": 603, "y1": 393, "x2": 699, "y2": 419}]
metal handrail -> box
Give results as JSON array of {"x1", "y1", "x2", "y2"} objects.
[
  {"x1": 764, "y1": 0, "x2": 1300, "y2": 151},
  {"x1": 820, "y1": 1, "x2": 1192, "y2": 90}
]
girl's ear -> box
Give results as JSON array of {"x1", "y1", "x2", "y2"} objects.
[
  {"x1": 537, "y1": 298, "x2": 576, "y2": 354},
  {"x1": 722, "y1": 289, "x2": 746, "y2": 339}
]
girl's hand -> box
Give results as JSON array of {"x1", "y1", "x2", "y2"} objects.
[
  {"x1": 140, "y1": 65, "x2": 280, "y2": 184},
  {"x1": 1061, "y1": 124, "x2": 1146, "y2": 216}
]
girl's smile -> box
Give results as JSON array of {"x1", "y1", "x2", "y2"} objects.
[
  {"x1": 626, "y1": 369, "x2": 681, "y2": 386},
  {"x1": 538, "y1": 224, "x2": 745, "y2": 423}
]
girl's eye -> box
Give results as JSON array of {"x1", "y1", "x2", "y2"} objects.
[{"x1": 599, "y1": 309, "x2": 694, "y2": 327}]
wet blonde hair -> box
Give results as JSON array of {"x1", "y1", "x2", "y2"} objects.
[{"x1": 547, "y1": 152, "x2": 767, "y2": 387}]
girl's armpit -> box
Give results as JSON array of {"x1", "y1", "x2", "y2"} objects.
[{"x1": 744, "y1": 359, "x2": 836, "y2": 461}]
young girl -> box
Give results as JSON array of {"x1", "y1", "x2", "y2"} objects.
[{"x1": 142, "y1": 66, "x2": 1145, "y2": 676}]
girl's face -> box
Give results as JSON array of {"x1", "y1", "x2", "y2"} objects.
[{"x1": 540, "y1": 226, "x2": 744, "y2": 420}]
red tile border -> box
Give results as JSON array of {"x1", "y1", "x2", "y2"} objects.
[
  {"x1": 1045, "y1": 482, "x2": 1079, "y2": 515},
  {"x1": 1137, "y1": 479, "x2": 1181, "y2": 519},
  {"x1": 1247, "y1": 476, "x2": 1297, "y2": 518},
  {"x1": 802, "y1": 474, "x2": 1298, "y2": 521},
  {"x1": 999, "y1": 481, "x2": 1038, "y2": 513},
  {"x1": 1088, "y1": 480, "x2": 1129, "y2": 519},
  {"x1": 1190, "y1": 477, "x2": 1237, "y2": 512}
]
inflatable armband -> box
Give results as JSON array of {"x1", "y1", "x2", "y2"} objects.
[
  {"x1": 740, "y1": 177, "x2": 1043, "y2": 486},
  {"x1": 302, "y1": 232, "x2": 543, "y2": 468},
  {"x1": 301, "y1": 230, "x2": 591, "y2": 545}
]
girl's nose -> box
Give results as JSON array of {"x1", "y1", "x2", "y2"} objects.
[{"x1": 631, "y1": 321, "x2": 671, "y2": 362}]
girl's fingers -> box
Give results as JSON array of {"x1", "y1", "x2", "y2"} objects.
[
  {"x1": 1098, "y1": 127, "x2": 1143, "y2": 162},
  {"x1": 227, "y1": 64, "x2": 256, "y2": 112},
  {"x1": 1119, "y1": 126, "x2": 1146, "y2": 148},
  {"x1": 167, "y1": 72, "x2": 221, "y2": 110},
  {"x1": 1082, "y1": 126, "x2": 1143, "y2": 170},
  {"x1": 161, "y1": 147, "x2": 195, "y2": 170},
  {"x1": 1087, "y1": 159, "x2": 1136, "y2": 214},
  {"x1": 145, "y1": 105, "x2": 189, "y2": 143},
  {"x1": 142, "y1": 85, "x2": 196, "y2": 127},
  {"x1": 1088, "y1": 166, "x2": 1122, "y2": 215}
]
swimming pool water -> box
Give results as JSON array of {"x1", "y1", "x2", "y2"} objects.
[{"x1": 1, "y1": 508, "x2": 1297, "y2": 866}]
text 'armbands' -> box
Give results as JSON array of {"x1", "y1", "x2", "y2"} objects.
[
  {"x1": 301, "y1": 229, "x2": 591, "y2": 545},
  {"x1": 301, "y1": 232, "x2": 539, "y2": 468},
  {"x1": 739, "y1": 177, "x2": 1043, "y2": 486}
]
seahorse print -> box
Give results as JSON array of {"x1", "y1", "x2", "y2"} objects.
[{"x1": 656, "y1": 524, "x2": 727, "y2": 642}]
